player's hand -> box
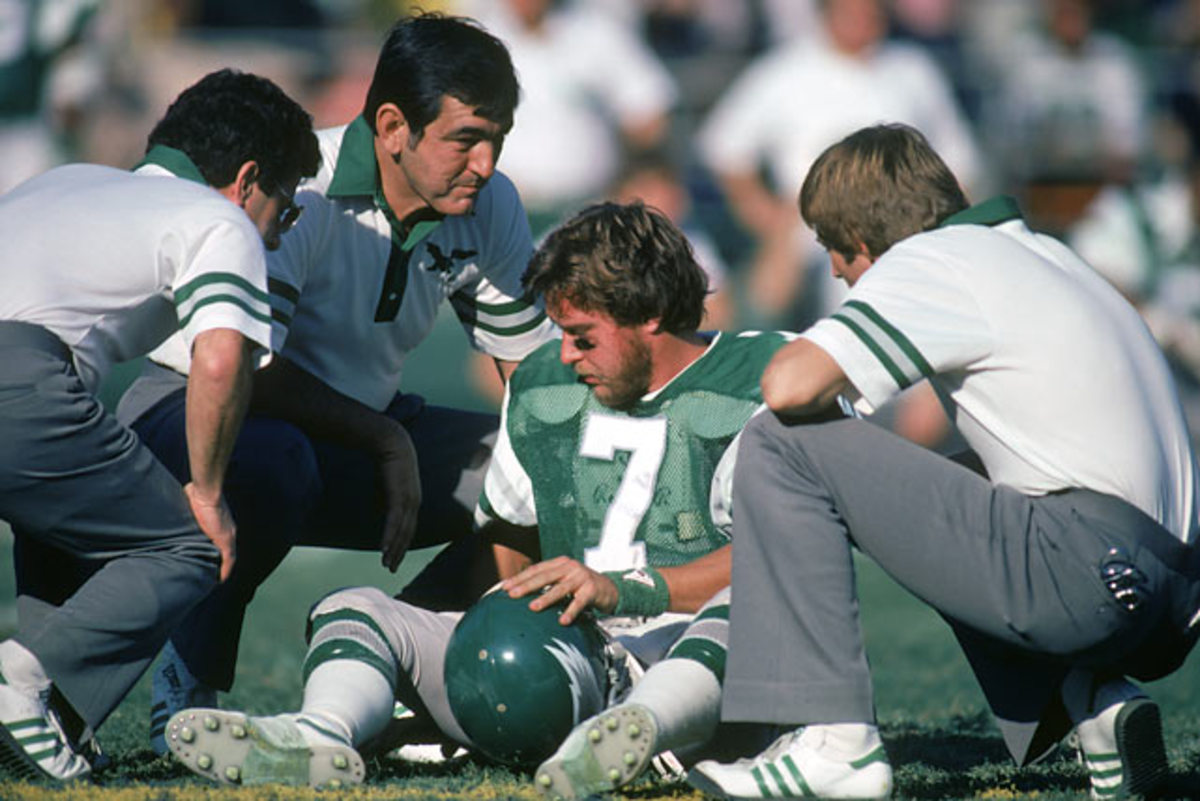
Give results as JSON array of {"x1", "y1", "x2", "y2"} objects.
[
  {"x1": 378, "y1": 425, "x2": 421, "y2": 572},
  {"x1": 502, "y1": 556, "x2": 618, "y2": 625},
  {"x1": 184, "y1": 482, "x2": 236, "y2": 582}
]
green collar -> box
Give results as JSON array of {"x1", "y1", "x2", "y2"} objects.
[
  {"x1": 133, "y1": 145, "x2": 207, "y2": 185},
  {"x1": 328, "y1": 115, "x2": 445, "y2": 248},
  {"x1": 327, "y1": 116, "x2": 377, "y2": 198},
  {"x1": 939, "y1": 196, "x2": 1023, "y2": 228}
]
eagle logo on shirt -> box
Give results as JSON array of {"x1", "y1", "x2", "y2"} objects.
[{"x1": 425, "y1": 243, "x2": 477, "y2": 277}]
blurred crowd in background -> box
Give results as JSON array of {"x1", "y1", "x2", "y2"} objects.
[{"x1": 4, "y1": 0, "x2": 1200, "y2": 439}]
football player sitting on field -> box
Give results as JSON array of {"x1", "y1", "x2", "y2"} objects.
[{"x1": 161, "y1": 202, "x2": 817, "y2": 797}]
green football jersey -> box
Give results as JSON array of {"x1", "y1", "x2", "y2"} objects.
[{"x1": 492, "y1": 330, "x2": 788, "y2": 571}]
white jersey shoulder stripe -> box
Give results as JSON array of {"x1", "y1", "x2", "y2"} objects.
[
  {"x1": 449, "y1": 293, "x2": 548, "y2": 336},
  {"x1": 830, "y1": 299, "x2": 933, "y2": 391},
  {"x1": 175, "y1": 271, "x2": 270, "y2": 305},
  {"x1": 175, "y1": 272, "x2": 272, "y2": 328}
]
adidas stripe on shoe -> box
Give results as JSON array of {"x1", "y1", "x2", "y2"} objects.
[
  {"x1": 1078, "y1": 697, "x2": 1168, "y2": 800},
  {"x1": 0, "y1": 683, "x2": 90, "y2": 782},
  {"x1": 688, "y1": 726, "x2": 892, "y2": 800}
]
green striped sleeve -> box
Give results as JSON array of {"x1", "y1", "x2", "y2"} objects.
[
  {"x1": 830, "y1": 300, "x2": 933, "y2": 391},
  {"x1": 174, "y1": 272, "x2": 269, "y2": 305},
  {"x1": 177, "y1": 294, "x2": 272, "y2": 330},
  {"x1": 450, "y1": 292, "x2": 549, "y2": 337}
]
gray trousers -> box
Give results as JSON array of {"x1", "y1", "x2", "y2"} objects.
[
  {"x1": 0, "y1": 322, "x2": 219, "y2": 730},
  {"x1": 723, "y1": 412, "x2": 1200, "y2": 764}
]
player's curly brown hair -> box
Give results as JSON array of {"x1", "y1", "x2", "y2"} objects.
[
  {"x1": 522, "y1": 201, "x2": 708, "y2": 335},
  {"x1": 800, "y1": 123, "x2": 968, "y2": 262}
]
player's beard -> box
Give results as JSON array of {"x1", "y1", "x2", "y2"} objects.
[{"x1": 594, "y1": 337, "x2": 653, "y2": 411}]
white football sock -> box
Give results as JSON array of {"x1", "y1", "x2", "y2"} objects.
[
  {"x1": 296, "y1": 660, "x2": 393, "y2": 748},
  {"x1": 0, "y1": 639, "x2": 51, "y2": 693},
  {"x1": 624, "y1": 658, "x2": 720, "y2": 753}
]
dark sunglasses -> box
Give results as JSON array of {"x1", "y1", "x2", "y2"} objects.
[
  {"x1": 277, "y1": 197, "x2": 303, "y2": 233},
  {"x1": 259, "y1": 176, "x2": 304, "y2": 233}
]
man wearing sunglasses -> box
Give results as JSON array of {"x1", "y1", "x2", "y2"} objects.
[
  {"x1": 116, "y1": 12, "x2": 558, "y2": 755},
  {"x1": 0, "y1": 68, "x2": 318, "y2": 781}
]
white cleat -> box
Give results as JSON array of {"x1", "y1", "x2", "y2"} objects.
[
  {"x1": 165, "y1": 708, "x2": 364, "y2": 789},
  {"x1": 534, "y1": 704, "x2": 659, "y2": 801}
]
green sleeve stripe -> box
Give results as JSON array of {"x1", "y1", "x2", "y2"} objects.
[
  {"x1": 177, "y1": 295, "x2": 272, "y2": 330},
  {"x1": 461, "y1": 310, "x2": 549, "y2": 337},
  {"x1": 843, "y1": 300, "x2": 934, "y2": 378},
  {"x1": 175, "y1": 272, "x2": 270, "y2": 305},
  {"x1": 271, "y1": 307, "x2": 293, "y2": 328},
  {"x1": 269, "y1": 277, "x2": 300, "y2": 304},
  {"x1": 830, "y1": 313, "x2": 911, "y2": 390},
  {"x1": 452, "y1": 293, "x2": 538, "y2": 315}
]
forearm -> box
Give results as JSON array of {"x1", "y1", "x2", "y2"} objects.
[
  {"x1": 251, "y1": 356, "x2": 410, "y2": 456},
  {"x1": 658, "y1": 545, "x2": 731, "y2": 614},
  {"x1": 761, "y1": 338, "x2": 849, "y2": 416},
  {"x1": 185, "y1": 329, "x2": 254, "y2": 501},
  {"x1": 254, "y1": 356, "x2": 420, "y2": 568}
]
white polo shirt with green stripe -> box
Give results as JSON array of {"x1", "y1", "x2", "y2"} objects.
[
  {"x1": 147, "y1": 117, "x2": 556, "y2": 412},
  {"x1": 0, "y1": 150, "x2": 272, "y2": 392},
  {"x1": 803, "y1": 196, "x2": 1197, "y2": 543}
]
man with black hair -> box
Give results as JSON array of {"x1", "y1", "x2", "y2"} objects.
[
  {"x1": 0, "y1": 68, "x2": 318, "y2": 781},
  {"x1": 117, "y1": 12, "x2": 558, "y2": 754}
]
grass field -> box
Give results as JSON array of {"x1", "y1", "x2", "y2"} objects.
[{"x1": 1, "y1": 310, "x2": 1198, "y2": 800}]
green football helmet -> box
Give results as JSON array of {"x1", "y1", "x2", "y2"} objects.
[{"x1": 444, "y1": 590, "x2": 619, "y2": 766}]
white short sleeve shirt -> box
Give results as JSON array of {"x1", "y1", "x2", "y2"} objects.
[
  {"x1": 0, "y1": 151, "x2": 272, "y2": 392},
  {"x1": 803, "y1": 197, "x2": 1198, "y2": 543},
  {"x1": 698, "y1": 33, "x2": 983, "y2": 204},
  {"x1": 149, "y1": 118, "x2": 558, "y2": 411}
]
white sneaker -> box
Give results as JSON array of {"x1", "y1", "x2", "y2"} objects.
[
  {"x1": 150, "y1": 642, "x2": 217, "y2": 756},
  {"x1": 1072, "y1": 680, "x2": 1168, "y2": 800},
  {"x1": 0, "y1": 672, "x2": 90, "y2": 781},
  {"x1": 534, "y1": 703, "x2": 660, "y2": 800},
  {"x1": 688, "y1": 726, "x2": 892, "y2": 800},
  {"x1": 164, "y1": 708, "x2": 364, "y2": 789}
]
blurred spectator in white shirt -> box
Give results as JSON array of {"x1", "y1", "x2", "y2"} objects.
[
  {"x1": 696, "y1": 0, "x2": 983, "y2": 328},
  {"x1": 463, "y1": 0, "x2": 678, "y2": 236}
]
